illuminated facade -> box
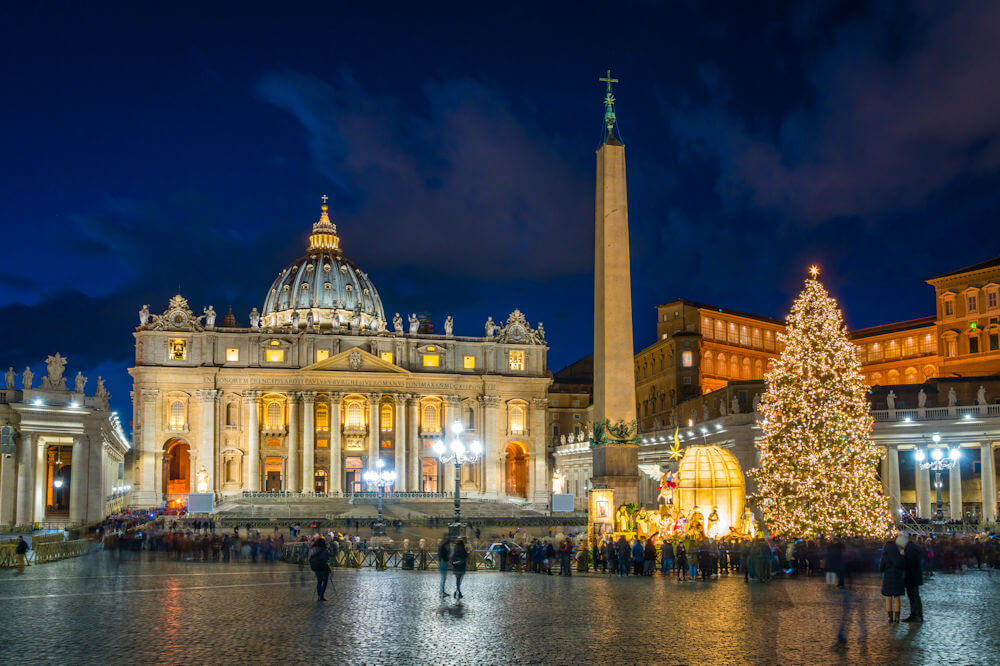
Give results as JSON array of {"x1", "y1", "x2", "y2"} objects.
[{"x1": 128, "y1": 201, "x2": 551, "y2": 506}]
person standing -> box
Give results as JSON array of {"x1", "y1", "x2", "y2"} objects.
[
  {"x1": 675, "y1": 541, "x2": 688, "y2": 582},
  {"x1": 15, "y1": 536, "x2": 28, "y2": 572},
  {"x1": 558, "y1": 538, "x2": 573, "y2": 576},
  {"x1": 661, "y1": 539, "x2": 674, "y2": 576},
  {"x1": 879, "y1": 536, "x2": 907, "y2": 622},
  {"x1": 450, "y1": 538, "x2": 468, "y2": 600},
  {"x1": 902, "y1": 535, "x2": 924, "y2": 622},
  {"x1": 643, "y1": 538, "x2": 656, "y2": 576},
  {"x1": 437, "y1": 537, "x2": 452, "y2": 597},
  {"x1": 308, "y1": 537, "x2": 331, "y2": 601}
]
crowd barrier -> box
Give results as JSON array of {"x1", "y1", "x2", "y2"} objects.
[
  {"x1": 0, "y1": 538, "x2": 95, "y2": 568},
  {"x1": 280, "y1": 542, "x2": 517, "y2": 572}
]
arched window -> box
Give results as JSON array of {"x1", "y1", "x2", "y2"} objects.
[
  {"x1": 315, "y1": 403, "x2": 329, "y2": 430},
  {"x1": 346, "y1": 402, "x2": 363, "y2": 429},
  {"x1": 871, "y1": 372, "x2": 883, "y2": 386},
  {"x1": 887, "y1": 369, "x2": 901, "y2": 384},
  {"x1": 753, "y1": 359, "x2": 763, "y2": 379},
  {"x1": 422, "y1": 404, "x2": 439, "y2": 432},
  {"x1": 730, "y1": 356, "x2": 739, "y2": 378},
  {"x1": 169, "y1": 401, "x2": 185, "y2": 429},
  {"x1": 702, "y1": 351, "x2": 714, "y2": 374},
  {"x1": 716, "y1": 353, "x2": 726, "y2": 377},
  {"x1": 380, "y1": 404, "x2": 393, "y2": 431},
  {"x1": 509, "y1": 404, "x2": 525, "y2": 434},
  {"x1": 904, "y1": 367, "x2": 919, "y2": 384},
  {"x1": 742, "y1": 357, "x2": 751, "y2": 378},
  {"x1": 266, "y1": 402, "x2": 282, "y2": 429}
]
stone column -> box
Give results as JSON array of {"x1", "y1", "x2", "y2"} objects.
[
  {"x1": 329, "y1": 393, "x2": 343, "y2": 493},
  {"x1": 885, "y1": 446, "x2": 901, "y2": 517},
  {"x1": 86, "y1": 436, "x2": 105, "y2": 524},
  {"x1": 196, "y1": 389, "x2": 218, "y2": 494},
  {"x1": 916, "y1": 455, "x2": 932, "y2": 518},
  {"x1": 981, "y1": 442, "x2": 996, "y2": 523},
  {"x1": 15, "y1": 433, "x2": 35, "y2": 526},
  {"x1": 367, "y1": 393, "x2": 380, "y2": 469},
  {"x1": 287, "y1": 392, "x2": 299, "y2": 492},
  {"x1": 480, "y1": 395, "x2": 501, "y2": 498},
  {"x1": 949, "y1": 454, "x2": 963, "y2": 520},
  {"x1": 393, "y1": 394, "x2": 407, "y2": 491},
  {"x1": 301, "y1": 392, "x2": 316, "y2": 493},
  {"x1": 138, "y1": 388, "x2": 159, "y2": 504},
  {"x1": 0, "y1": 436, "x2": 16, "y2": 526},
  {"x1": 531, "y1": 398, "x2": 550, "y2": 503},
  {"x1": 443, "y1": 396, "x2": 461, "y2": 493},
  {"x1": 243, "y1": 391, "x2": 261, "y2": 491},
  {"x1": 69, "y1": 435, "x2": 90, "y2": 524},
  {"x1": 407, "y1": 396, "x2": 420, "y2": 491}
]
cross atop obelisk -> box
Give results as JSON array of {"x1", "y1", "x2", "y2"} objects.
[{"x1": 599, "y1": 70, "x2": 619, "y2": 133}]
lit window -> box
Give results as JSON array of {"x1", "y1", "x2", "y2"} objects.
[
  {"x1": 422, "y1": 404, "x2": 439, "y2": 432},
  {"x1": 740, "y1": 326, "x2": 749, "y2": 346},
  {"x1": 752, "y1": 328, "x2": 762, "y2": 348},
  {"x1": 345, "y1": 402, "x2": 363, "y2": 429},
  {"x1": 903, "y1": 338, "x2": 916, "y2": 356},
  {"x1": 509, "y1": 350, "x2": 525, "y2": 371},
  {"x1": 266, "y1": 349, "x2": 285, "y2": 363},
  {"x1": 945, "y1": 339, "x2": 957, "y2": 357},
  {"x1": 225, "y1": 347, "x2": 239, "y2": 362},
  {"x1": 423, "y1": 354, "x2": 440, "y2": 367},
  {"x1": 701, "y1": 317, "x2": 713, "y2": 338},
  {"x1": 266, "y1": 402, "x2": 282, "y2": 429},
  {"x1": 681, "y1": 351, "x2": 693, "y2": 367},
  {"x1": 380, "y1": 352, "x2": 394, "y2": 364},
  {"x1": 267, "y1": 438, "x2": 281, "y2": 448},
  {"x1": 316, "y1": 438, "x2": 329, "y2": 448},
  {"x1": 922, "y1": 335, "x2": 936, "y2": 354},
  {"x1": 463, "y1": 355, "x2": 476, "y2": 369},
  {"x1": 270, "y1": 340, "x2": 280, "y2": 346},
  {"x1": 169, "y1": 401, "x2": 185, "y2": 429},
  {"x1": 380, "y1": 404, "x2": 392, "y2": 430},
  {"x1": 509, "y1": 405, "x2": 525, "y2": 434},
  {"x1": 315, "y1": 349, "x2": 330, "y2": 363},
  {"x1": 169, "y1": 339, "x2": 187, "y2": 361},
  {"x1": 316, "y1": 404, "x2": 329, "y2": 430}
]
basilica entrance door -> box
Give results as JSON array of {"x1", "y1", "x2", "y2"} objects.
[
  {"x1": 421, "y1": 458, "x2": 439, "y2": 492},
  {"x1": 314, "y1": 470, "x2": 328, "y2": 494},
  {"x1": 265, "y1": 472, "x2": 281, "y2": 492},
  {"x1": 164, "y1": 439, "x2": 191, "y2": 495},
  {"x1": 505, "y1": 442, "x2": 527, "y2": 497},
  {"x1": 344, "y1": 457, "x2": 363, "y2": 493}
]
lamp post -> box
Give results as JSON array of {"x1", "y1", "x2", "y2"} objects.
[
  {"x1": 914, "y1": 434, "x2": 961, "y2": 522},
  {"x1": 433, "y1": 421, "x2": 482, "y2": 537},
  {"x1": 363, "y1": 458, "x2": 397, "y2": 537}
]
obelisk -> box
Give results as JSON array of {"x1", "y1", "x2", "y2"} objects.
[{"x1": 590, "y1": 70, "x2": 640, "y2": 508}]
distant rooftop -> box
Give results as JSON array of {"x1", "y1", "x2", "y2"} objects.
[
  {"x1": 655, "y1": 298, "x2": 785, "y2": 326},
  {"x1": 929, "y1": 254, "x2": 1000, "y2": 280},
  {"x1": 850, "y1": 316, "x2": 937, "y2": 340}
]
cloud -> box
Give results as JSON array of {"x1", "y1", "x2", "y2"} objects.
[
  {"x1": 667, "y1": 2, "x2": 1000, "y2": 224},
  {"x1": 256, "y1": 71, "x2": 591, "y2": 279}
]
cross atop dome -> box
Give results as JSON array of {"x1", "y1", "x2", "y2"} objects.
[{"x1": 309, "y1": 195, "x2": 340, "y2": 253}]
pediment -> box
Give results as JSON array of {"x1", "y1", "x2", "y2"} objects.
[{"x1": 301, "y1": 347, "x2": 409, "y2": 374}]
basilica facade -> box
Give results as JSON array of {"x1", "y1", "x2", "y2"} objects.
[{"x1": 128, "y1": 202, "x2": 551, "y2": 507}]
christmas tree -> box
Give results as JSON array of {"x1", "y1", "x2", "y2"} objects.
[{"x1": 751, "y1": 266, "x2": 893, "y2": 538}]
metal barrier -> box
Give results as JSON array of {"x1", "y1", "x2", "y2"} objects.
[
  {"x1": 0, "y1": 539, "x2": 95, "y2": 568},
  {"x1": 280, "y1": 543, "x2": 500, "y2": 571}
]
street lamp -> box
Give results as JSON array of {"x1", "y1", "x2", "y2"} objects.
[
  {"x1": 433, "y1": 421, "x2": 482, "y2": 537},
  {"x1": 363, "y1": 458, "x2": 397, "y2": 536},
  {"x1": 914, "y1": 435, "x2": 961, "y2": 522}
]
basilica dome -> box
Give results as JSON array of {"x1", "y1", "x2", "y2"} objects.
[{"x1": 261, "y1": 201, "x2": 386, "y2": 331}]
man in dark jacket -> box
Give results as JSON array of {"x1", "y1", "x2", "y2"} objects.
[
  {"x1": 902, "y1": 537, "x2": 924, "y2": 622},
  {"x1": 437, "y1": 537, "x2": 452, "y2": 596},
  {"x1": 15, "y1": 536, "x2": 28, "y2": 572}
]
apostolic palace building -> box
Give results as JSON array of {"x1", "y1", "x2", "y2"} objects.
[{"x1": 127, "y1": 201, "x2": 552, "y2": 508}]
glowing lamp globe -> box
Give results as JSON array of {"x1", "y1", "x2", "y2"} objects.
[
  {"x1": 470, "y1": 440, "x2": 483, "y2": 455},
  {"x1": 931, "y1": 448, "x2": 943, "y2": 461},
  {"x1": 676, "y1": 445, "x2": 745, "y2": 538},
  {"x1": 915, "y1": 450, "x2": 926, "y2": 462},
  {"x1": 949, "y1": 448, "x2": 961, "y2": 461},
  {"x1": 451, "y1": 440, "x2": 465, "y2": 456},
  {"x1": 432, "y1": 441, "x2": 445, "y2": 457}
]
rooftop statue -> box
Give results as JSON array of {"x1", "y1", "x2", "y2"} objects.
[
  {"x1": 203, "y1": 305, "x2": 217, "y2": 328},
  {"x1": 74, "y1": 372, "x2": 87, "y2": 394},
  {"x1": 5, "y1": 367, "x2": 13, "y2": 390},
  {"x1": 42, "y1": 353, "x2": 67, "y2": 390},
  {"x1": 393, "y1": 313, "x2": 403, "y2": 334},
  {"x1": 138, "y1": 304, "x2": 150, "y2": 326},
  {"x1": 408, "y1": 314, "x2": 419, "y2": 334},
  {"x1": 444, "y1": 316, "x2": 454, "y2": 336},
  {"x1": 249, "y1": 307, "x2": 261, "y2": 328},
  {"x1": 22, "y1": 366, "x2": 33, "y2": 390}
]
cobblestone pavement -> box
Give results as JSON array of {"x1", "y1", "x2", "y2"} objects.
[{"x1": 1, "y1": 552, "x2": 998, "y2": 665}]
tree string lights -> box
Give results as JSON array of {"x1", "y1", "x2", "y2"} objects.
[{"x1": 751, "y1": 267, "x2": 893, "y2": 538}]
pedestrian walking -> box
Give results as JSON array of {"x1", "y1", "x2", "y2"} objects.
[
  {"x1": 437, "y1": 536, "x2": 452, "y2": 597},
  {"x1": 879, "y1": 535, "x2": 907, "y2": 622},
  {"x1": 902, "y1": 534, "x2": 924, "y2": 622},
  {"x1": 15, "y1": 536, "x2": 28, "y2": 572},
  {"x1": 559, "y1": 538, "x2": 573, "y2": 576},
  {"x1": 308, "y1": 537, "x2": 331, "y2": 601},
  {"x1": 450, "y1": 538, "x2": 468, "y2": 600}
]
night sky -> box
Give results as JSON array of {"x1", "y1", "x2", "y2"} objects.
[{"x1": 4, "y1": 2, "x2": 1000, "y2": 425}]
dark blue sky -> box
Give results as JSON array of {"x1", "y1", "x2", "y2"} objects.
[{"x1": 4, "y1": 2, "x2": 1000, "y2": 424}]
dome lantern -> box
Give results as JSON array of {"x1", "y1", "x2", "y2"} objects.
[{"x1": 309, "y1": 196, "x2": 341, "y2": 253}]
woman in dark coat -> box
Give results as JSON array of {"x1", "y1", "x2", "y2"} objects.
[
  {"x1": 879, "y1": 537, "x2": 907, "y2": 622},
  {"x1": 450, "y1": 539, "x2": 468, "y2": 600}
]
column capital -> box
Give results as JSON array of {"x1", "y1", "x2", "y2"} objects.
[
  {"x1": 195, "y1": 389, "x2": 220, "y2": 402},
  {"x1": 366, "y1": 392, "x2": 380, "y2": 402},
  {"x1": 479, "y1": 394, "x2": 501, "y2": 408},
  {"x1": 242, "y1": 390, "x2": 262, "y2": 403},
  {"x1": 300, "y1": 391, "x2": 317, "y2": 404},
  {"x1": 445, "y1": 394, "x2": 461, "y2": 404},
  {"x1": 329, "y1": 391, "x2": 344, "y2": 401},
  {"x1": 392, "y1": 393, "x2": 408, "y2": 405},
  {"x1": 287, "y1": 391, "x2": 301, "y2": 403},
  {"x1": 532, "y1": 397, "x2": 549, "y2": 408},
  {"x1": 140, "y1": 388, "x2": 160, "y2": 401},
  {"x1": 406, "y1": 394, "x2": 421, "y2": 406}
]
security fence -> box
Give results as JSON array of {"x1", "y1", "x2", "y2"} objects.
[
  {"x1": 0, "y1": 538, "x2": 95, "y2": 568},
  {"x1": 280, "y1": 542, "x2": 519, "y2": 572}
]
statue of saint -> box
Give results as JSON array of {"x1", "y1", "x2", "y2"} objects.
[
  {"x1": 977, "y1": 385, "x2": 987, "y2": 406},
  {"x1": 249, "y1": 308, "x2": 261, "y2": 328},
  {"x1": 196, "y1": 467, "x2": 209, "y2": 493},
  {"x1": 351, "y1": 307, "x2": 362, "y2": 330},
  {"x1": 485, "y1": 316, "x2": 497, "y2": 337},
  {"x1": 537, "y1": 322, "x2": 545, "y2": 340},
  {"x1": 719, "y1": 399, "x2": 727, "y2": 417},
  {"x1": 731, "y1": 395, "x2": 740, "y2": 415},
  {"x1": 886, "y1": 390, "x2": 896, "y2": 411},
  {"x1": 22, "y1": 366, "x2": 33, "y2": 390},
  {"x1": 444, "y1": 315, "x2": 454, "y2": 336},
  {"x1": 918, "y1": 389, "x2": 927, "y2": 409},
  {"x1": 330, "y1": 310, "x2": 340, "y2": 329},
  {"x1": 74, "y1": 372, "x2": 87, "y2": 394},
  {"x1": 42, "y1": 353, "x2": 67, "y2": 390},
  {"x1": 408, "y1": 314, "x2": 419, "y2": 334},
  {"x1": 5, "y1": 367, "x2": 13, "y2": 390},
  {"x1": 392, "y1": 313, "x2": 403, "y2": 334},
  {"x1": 948, "y1": 388, "x2": 958, "y2": 407},
  {"x1": 306, "y1": 309, "x2": 315, "y2": 328},
  {"x1": 290, "y1": 310, "x2": 300, "y2": 330},
  {"x1": 707, "y1": 507, "x2": 720, "y2": 538},
  {"x1": 203, "y1": 305, "x2": 216, "y2": 327},
  {"x1": 138, "y1": 304, "x2": 150, "y2": 326}
]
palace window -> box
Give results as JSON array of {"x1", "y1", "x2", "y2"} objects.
[
  {"x1": 466, "y1": 406, "x2": 475, "y2": 429},
  {"x1": 315, "y1": 403, "x2": 329, "y2": 430},
  {"x1": 463, "y1": 355, "x2": 476, "y2": 369},
  {"x1": 887, "y1": 369, "x2": 900, "y2": 384},
  {"x1": 886, "y1": 340, "x2": 900, "y2": 360},
  {"x1": 345, "y1": 402, "x2": 364, "y2": 429},
  {"x1": 922, "y1": 334, "x2": 936, "y2": 354},
  {"x1": 870, "y1": 343, "x2": 883, "y2": 361},
  {"x1": 265, "y1": 349, "x2": 285, "y2": 363},
  {"x1": 754, "y1": 359, "x2": 763, "y2": 379},
  {"x1": 968, "y1": 295, "x2": 978, "y2": 313},
  {"x1": 266, "y1": 402, "x2": 282, "y2": 429},
  {"x1": 905, "y1": 367, "x2": 919, "y2": 384},
  {"x1": 944, "y1": 300, "x2": 954, "y2": 316},
  {"x1": 856, "y1": 345, "x2": 867, "y2": 362},
  {"x1": 509, "y1": 350, "x2": 525, "y2": 371},
  {"x1": 740, "y1": 326, "x2": 750, "y2": 346},
  {"x1": 380, "y1": 404, "x2": 393, "y2": 430},
  {"x1": 742, "y1": 357, "x2": 751, "y2": 378},
  {"x1": 169, "y1": 401, "x2": 185, "y2": 429},
  {"x1": 903, "y1": 337, "x2": 916, "y2": 357},
  {"x1": 702, "y1": 351, "x2": 714, "y2": 374},
  {"x1": 509, "y1": 404, "x2": 525, "y2": 434},
  {"x1": 715, "y1": 320, "x2": 725, "y2": 341},
  {"x1": 701, "y1": 317, "x2": 713, "y2": 338},
  {"x1": 989, "y1": 291, "x2": 999, "y2": 309},
  {"x1": 315, "y1": 349, "x2": 330, "y2": 363},
  {"x1": 945, "y1": 339, "x2": 957, "y2": 357},
  {"x1": 728, "y1": 323, "x2": 738, "y2": 344},
  {"x1": 716, "y1": 353, "x2": 726, "y2": 377},
  {"x1": 681, "y1": 351, "x2": 693, "y2": 367},
  {"x1": 969, "y1": 336, "x2": 980, "y2": 354},
  {"x1": 169, "y1": 339, "x2": 187, "y2": 361},
  {"x1": 380, "y1": 352, "x2": 394, "y2": 364},
  {"x1": 752, "y1": 328, "x2": 762, "y2": 348},
  {"x1": 422, "y1": 404, "x2": 439, "y2": 432},
  {"x1": 226, "y1": 347, "x2": 239, "y2": 362},
  {"x1": 729, "y1": 356, "x2": 739, "y2": 377},
  {"x1": 422, "y1": 354, "x2": 440, "y2": 367}
]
